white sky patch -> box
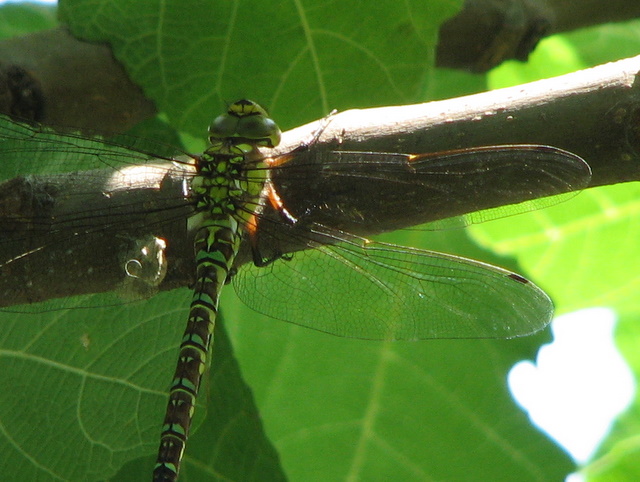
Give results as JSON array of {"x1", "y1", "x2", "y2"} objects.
[
  {"x1": 509, "y1": 307, "x2": 635, "y2": 465},
  {"x1": 0, "y1": 0, "x2": 56, "y2": 4}
]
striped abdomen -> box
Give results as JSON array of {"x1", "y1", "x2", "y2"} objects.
[{"x1": 153, "y1": 216, "x2": 240, "y2": 480}]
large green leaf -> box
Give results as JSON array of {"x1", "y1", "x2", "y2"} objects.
[
  {"x1": 0, "y1": 292, "x2": 284, "y2": 481},
  {"x1": 59, "y1": 0, "x2": 459, "y2": 135},
  {"x1": 0, "y1": 1, "x2": 56, "y2": 36}
]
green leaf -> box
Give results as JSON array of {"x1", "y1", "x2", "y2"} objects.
[
  {"x1": 0, "y1": 293, "x2": 176, "y2": 480},
  {"x1": 59, "y1": 0, "x2": 460, "y2": 134},
  {"x1": 0, "y1": 2, "x2": 57, "y2": 38},
  {"x1": 470, "y1": 185, "x2": 640, "y2": 314},
  {"x1": 0, "y1": 291, "x2": 285, "y2": 481}
]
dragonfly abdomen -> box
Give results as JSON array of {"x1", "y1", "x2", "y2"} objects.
[{"x1": 154, "y1": 217, "x2": 241, "y2": 481}]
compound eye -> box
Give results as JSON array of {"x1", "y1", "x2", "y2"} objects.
[
  {"x1": 238, "y1": 116, "x2": 281, "y2": 146},
  {"x1": 208, "y1": 114, "x2": 238, "y2": 139}
]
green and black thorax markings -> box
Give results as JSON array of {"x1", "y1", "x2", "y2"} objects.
[{"x1": 153, "y1": 99, "x2": 281, "y2": 481}]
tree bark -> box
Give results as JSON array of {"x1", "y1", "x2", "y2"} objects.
[{"x1": 1, "y1": 55, "x2": 639, "y2": 307}]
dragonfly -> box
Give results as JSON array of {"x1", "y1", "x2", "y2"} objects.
[{"x1": 0, "y1": 100, "x2": 591, "y2": 480}]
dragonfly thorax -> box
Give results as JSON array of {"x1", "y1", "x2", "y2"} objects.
[
  {"x1": 190, "y1": 148, "x2": 257, "y2": 215},
  {"x1": 188, "y1": 100, "x2": 279, "y2": 236}
]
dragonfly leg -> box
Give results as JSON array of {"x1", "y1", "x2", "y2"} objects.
[
  {"x1": 246, "y1": 109, "x2": 336, "y2": 266},
  {"x1": 251, "y1": 247, "x2": 287, "y2": 267},
  {"x1": 265, "y1": 108, "x2": 336, "y2": 169},
  {"x1": 251, "y1": 245, "x2": 294, "y2": 267},
  {"x1": 246, "y1": 181, "x2": 299, "y2": 266},
  {"x1": 296, "y1": 108, "x2": 336, "y2": 150},
  {"x1": 265, "y1": 180, "x2": 297, "y2": 224}
]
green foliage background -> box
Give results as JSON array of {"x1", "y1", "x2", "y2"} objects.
[{"x1": 0, "y1": 0, "x2": 638, "y2": 481}]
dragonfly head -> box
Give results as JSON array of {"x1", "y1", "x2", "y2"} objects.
[{"x1": 209, "y1": 99, "x2": 281, "y2": 148}]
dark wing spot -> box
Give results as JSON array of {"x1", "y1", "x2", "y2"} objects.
[{"x1": 508, "y1": 273, "x2": 529, "y2": 284}]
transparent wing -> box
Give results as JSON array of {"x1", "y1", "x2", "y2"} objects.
[
  {"x1": 233, "y1": 228, "x2": 552, "y2": 340},
  {"x1": 0, "y1": 115, "x2": 188, "y2": 176},
  {"x1": 0, "y1": 117, "x2": 193, "y2": 310},
  {"x1": 266, "y1": 144, "x2": 591, "y2": 235}
]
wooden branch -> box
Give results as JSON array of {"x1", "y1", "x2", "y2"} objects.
[
  {"x1": 0, "y1": 55, "x2": 638, "y2": 308},
  {"x1": 0, "y1": 28, "x2": 156, "y2": 132},
  {"x1": 276, "y1": 54, "x2": 640, "y2": 189},
  {"x1": 438, "y1": 0, "x2": 640, "y2": 71}
]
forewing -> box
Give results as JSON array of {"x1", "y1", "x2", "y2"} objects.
[
  {"x1": 0, "y1": 116, "x2": 192, "y2": 310},
  {"x1": 267, "y1": 144, "x2": 591, "y2": 235}
]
